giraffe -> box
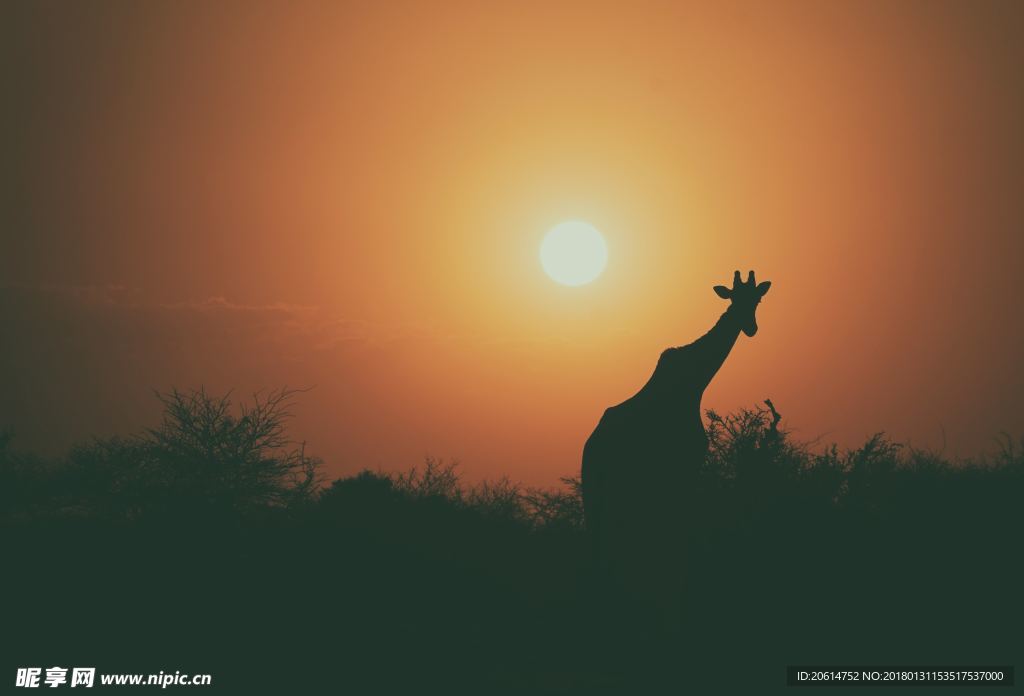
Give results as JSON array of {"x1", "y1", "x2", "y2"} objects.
[{"x1": 581, "y1": 270, "x2": 771, "y2": 632}]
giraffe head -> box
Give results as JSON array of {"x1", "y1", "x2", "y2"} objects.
[{"x1": 714, "y1": 270, "x2": 771, "y2": 337}]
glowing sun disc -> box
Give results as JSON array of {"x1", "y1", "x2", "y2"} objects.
[{"x1": 540, "y1": 221, "x2": 608, "y2": 286}]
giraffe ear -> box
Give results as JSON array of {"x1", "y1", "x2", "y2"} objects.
[
  {"x1": 757, "y1": 281, "x2": 772, "y2": 296},
  {"x1": 713, "y1": 285, "x2": 731, "y2": 299}
]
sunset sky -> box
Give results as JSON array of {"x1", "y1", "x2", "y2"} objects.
[{"x1": 4, "y1": 0, "x2": 1022, "y2": 486}]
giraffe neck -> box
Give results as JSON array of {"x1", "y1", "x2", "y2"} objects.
[
  {"x1": 637, "y1": 305, "x2": 746, "y2": 405},
  {"x1": 687, "y1": 305, "x2": 744, "y2": 394}
]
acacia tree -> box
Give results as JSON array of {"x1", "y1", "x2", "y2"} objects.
[{"x1": 142, "y1": 387, "x2": 322, "y2": 515}]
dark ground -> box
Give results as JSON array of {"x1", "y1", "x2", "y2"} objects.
[{"x1": 4, "y1": 391, "x2": 1020, "y2": 693}]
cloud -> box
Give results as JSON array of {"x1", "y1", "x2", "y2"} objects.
[{"x1": 0, "y1": 282, "x2": 388, "y2": 359}]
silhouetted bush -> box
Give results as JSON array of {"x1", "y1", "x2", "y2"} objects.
[
  {"x1": 0, "y1": 430, "x2": 52, "y2": 522},
  {"x1": 2, "y1": 389, "x2": 324, "y2": 529},
  {"x1": 144, "y1": 387, "x2": 322, "y2": 513}
]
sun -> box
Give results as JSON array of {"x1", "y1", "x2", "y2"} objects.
[{"x1": 539, "y1": 220, "x2": 608, "y2": 286}]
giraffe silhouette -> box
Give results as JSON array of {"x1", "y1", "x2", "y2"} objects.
[{"x1": 581, "y1": 270, "x2": 771, "y2": 633}]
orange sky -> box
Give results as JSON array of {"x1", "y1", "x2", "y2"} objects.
[{"x1": 4, "y1": 0, "x2": 1023, "y2": 485}]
